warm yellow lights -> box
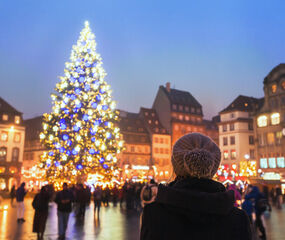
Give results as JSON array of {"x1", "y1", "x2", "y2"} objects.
[
  {"x1": 257, "y1": 115, "x2": 267, "y2": 127},
  {"x1": 271, "y1": 112, "x2": 280, "y2": 125}
]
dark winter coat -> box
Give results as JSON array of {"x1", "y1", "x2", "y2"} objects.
[
  {"x1": 140, "y1": 177, "x2": 252, "y2": 240},
  {"x1": 55, "y1": 189, "x2": 73, "y2": 212},
  {"x1": 245, "y1": 186, "x2": 265, "y2": 214},
  {"x1": 32, "y1": 192, "x2": 49, "y2": 233},
  {"x1": 16, "y1": 186, "x2": 27, "y2": 202}
]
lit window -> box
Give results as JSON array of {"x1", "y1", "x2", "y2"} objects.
[
  {"x1": 267, "y1": 133, "x2": 275, "y2": 145},
  {"x1": 2, "y1": 114, "x2": 8, "y2": 121},
  {"x1": 260, "y1": 158, "x2": 268, "y2": 168},
  {"x1": 144, "y1": 112, "x2": 148, "y2": 116},
  {"x1": 268, "y1": 158, "x2": 276, "y2": 168},
  {"x1": 155, "y1": 120, "x2": 158, "y2": 125},
  {"x1": 223, "y1": 151, "x2": 229, "y2": 160},
  {"x1": 154, "y1": 137, "x2": 158, "y2": 143},
  {"x1": 271, "y1": 113, "x2": 280, "y2": 125},
  {"x1": 187, "y1": 126, "x2": 191, "y2": 131},
  {"x1": 282, "y1": 81, "x2": 285, "y2": 90},
  {"x1": 271, "y1": 84, "x2": 277, "y2": 93},
  {"x1": 185, "y1": 106, "x2": 189, "y2": 112},
  {"x1": 15, "y1": 116, "x2": 20, "y2": 124},
  {"x1": 1, "y1": 132, "x2": 8, "y2": 142},
  {"x1": 160, "y1": 148, "x2": 163, "y2": 154},
  {"x1": 276, "y1": 131, "x2": 282, "y2": 145},
  {"x1": 257, "y1": 115, "x2": 267, "y2": 127},
  {"x1": 277, "y1": 157, "x2": 285, "y2": 168},
  {"x1": 179, "y1": 105, "x2": 183, "y2": 111},
  {"x1": 191, "y1": 107, "x2": 195, "y2": 113},
  {"x1": 231, "y1": 150, "x2": 236, "y2": 159},
  {"x1": 172, "y1": 104, "x2": 177, "y2": 110},
  {"x1": 179, "y1": 115, "x2": 183, "y2": 120},
  {"x1": 0, "y1": 167, "x2": 5, "y2": 174},
  {"x1": 14, "y1": 133, "x2": 21, "y2": 143},
  {"x1": 160, "y1": 138, "x2": 163, "y2": 144},
  {"x1": 185, "y1": 116, "x2": 190, "y2": 121},
  {"x1": 0, "y1": 147, "x2": 7, "y2": 161},
  {"x1": 174, "y1": 125, "x2": 179, "y2": 131}
]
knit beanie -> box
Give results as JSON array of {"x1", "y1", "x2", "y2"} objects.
[{"x1": 172, "y1": 133, "x2": 221, "y2": 179}]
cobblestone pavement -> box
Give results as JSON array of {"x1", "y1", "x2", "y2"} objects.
[{"x1": 0, "y1": 199, "x2": 284, "y2": 240}]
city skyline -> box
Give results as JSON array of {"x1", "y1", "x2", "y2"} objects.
[{"x1": 1, "y1": 1, "x2": 285, "y2": 119}]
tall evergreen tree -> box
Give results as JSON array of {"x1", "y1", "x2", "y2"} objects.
[{"x1": 40, "y1": 21, "x2": 123, "y2": 185}]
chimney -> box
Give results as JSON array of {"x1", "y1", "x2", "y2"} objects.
[{"x1": 166, "y1": 82, "x2": 170, "y2": 92}]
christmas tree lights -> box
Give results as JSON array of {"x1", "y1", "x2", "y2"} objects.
[{"x1": 40, "y1": 21, "x2": 123, "y2": 184}]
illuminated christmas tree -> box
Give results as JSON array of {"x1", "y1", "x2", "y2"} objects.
[{"x1": 40, "y1": 21, "x2": 123, "y2": 185}]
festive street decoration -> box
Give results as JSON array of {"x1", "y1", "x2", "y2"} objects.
[
  {"x1": 40, "y1": 21, "x2": 123, "y2": 184},
  {"x1": 239, "y1": 160, "x2": 257, "y2": 177}
]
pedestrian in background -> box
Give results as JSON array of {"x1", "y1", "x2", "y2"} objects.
[
  {"x1": 228, "y1": 184, "x2": 242, "y2": 208},
  {"x1": 275, "y1": 185, "x2": 282, "y2": 209},
  {"x1": 10, "y1": 184, "x2": 16, "y2": 206},
  {"x1": 141, "y1": 133, "x2": 252, "y2": 240},
  {"x1": 93, "y1": 186, "x2": 102, "y2": 216},
  {"x1": 140, "y1": 179, "x2": 158, "y2": 207},
  {"x1": 32, "y1": 186, "x2": 50, "y2": 240},
  {"x1": 55, "y1": 183, "x2": 73, "y2": 240},
  {"x1": 16, "y1": 182, "x2": 27, "y2": 223}
]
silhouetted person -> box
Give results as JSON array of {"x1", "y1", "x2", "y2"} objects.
[
  {"x1": 93, "y1": 186, "x2": 102, "y2": 215},
  {"x1": 10, "y1": 184, "x2": 16, "y2": 205},
  {"x1": 55, "y1": 183, "x2": 73, "y2": 240},
  {"x1": 32, "y1": 186, "x2": 49, "y2": 240},
  {"x1": 16, "y1": 182, "x2": 27, "y2": 223}
]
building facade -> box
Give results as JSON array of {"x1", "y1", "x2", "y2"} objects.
[
  {"x1": 218, "y1": 95, "x2": 262, "y2": 180},
  {"x1": 153, "y1": 83, "x2": 212, "y2": 146},
  {"x1": 0, "y1": 97, "x2": 25, "y2": 190},
  {"x1": 254, "y1": 64, "x2": 285, "y2": 184}
]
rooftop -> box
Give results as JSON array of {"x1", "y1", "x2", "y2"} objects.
[{"x1": 0, "y1": 97, "x2": 22, "y2": 115}]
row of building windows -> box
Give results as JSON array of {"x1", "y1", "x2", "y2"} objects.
[
  {"x1": 1, "y1": 114, "x2": 21, "y2": 124},
  {"x1": 154, "y1": 147, "x2": 170, "y2": 155},
  {"x1": 174, "y1": 125, "x2": 203, "y2": 133},
  {"x1": 260, "y1": 157, "x2": 285, "y2": 168},
  {"x1": 172, "y1": 104, "x2": 201, "y2": 114},
  {"x1": 258, "y1": 131, "x2": 282, "y2": 146},
  {"x1": 222, "y1": 122, "x2": 253, "y2": 132},
  {"x1": 0, "y1": 131, "x2": 21, "y2": 143},
  {"x1": 172, "y1": 113, "x2": 202, "y2": 123},
  {"x1": 0, "y1": 166, "x2": 19, "y2": 175},
  {"x1": 223, "y1": 149, "x2": 255, "y2": 160},
  {"x1": 24, "y1": 152, "x2": 35, "y2": 161},
  {"x1": 129, "y1": 145, "x2": 150, "y2": 153},
  {"x1": 223, "y1": 136, "x2": 254, "y2": 146},
  {"x1": 0, "y1": 147, "x2": 20, "y2": 162},
  {"x1": 154, "y1": 137, "x2": 169, "y2": 144},
  {"x1": 257, "y1": 113, "x2": 280, "y2": 127}
]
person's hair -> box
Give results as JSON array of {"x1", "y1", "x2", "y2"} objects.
[
  {"x1": 150, "y1": 179, "x2": 155, "y2": 184},
  {"x1": 63, "y1": 183, "x2": 68, "y2": 188}
]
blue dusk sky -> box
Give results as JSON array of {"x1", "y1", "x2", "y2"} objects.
[{"x1": 1, "y1": 0, "x2": 285, "y2": 119}]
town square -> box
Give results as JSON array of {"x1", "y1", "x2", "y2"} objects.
[{"x1": 1, "y1": 1, "x2": 285, "y2": 240}]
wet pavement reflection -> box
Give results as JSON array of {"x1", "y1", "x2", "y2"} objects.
[{"x1": 0, "y1": 198, "x2": 140, "y2": 240}]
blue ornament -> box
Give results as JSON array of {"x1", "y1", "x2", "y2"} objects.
[
  {"x1": 79, "y1": 76, "x2": 85, "y2": 83},
  {"x1": 102, "y1": 105, "x2": 108, "y2": 110},
  {"x1": 99, "y1": 158, "x2": 105, "y2": 163},
  {"x1": 91, "y1": 102, "x2": 97, "y2": 109},
  {"x1": 75, "y1": 88, "x2": 81, "y2": 95},
  {"x1": 64, "y1": 109, "x2": 69, "y2": 114},
  {"x1": 70, "y1": 77, "x2": 76, "y2": 83},
  {"x1": 76, "y1": 103, "x2": 82, "y2": 108},
  {"x1": 60, "y1": 123, "x2": 67, "y2": 130},
  {"x1": 70, "y1": 94, "x2": 76, "y2": 100},
  {"x1": 73, "y1": 108, "x2": 79, "y2": 113},
  {"x1": 59, "y1": 119, "x2": 65, "y2": 124},
  {"x1": 100, "y1": 88, "x2": 105, "y2": 94},
  {"x1": 60, "y1": 147, "x2": 65, "y2": 153},
  {"x1": 85, "y1": 62, "x2": 90, "y2": 67},
  {"x1": 76, "y1": 67, "x2": 82, "y2": 73},
  {"x1": 73, "y1": 125, "x2": 80, "y2": 132},
  {"x1": 89, "y1": 149, "x2": 95, "y2": 154},
  {"x1": 66, "y1": 150, "x2": 71, "y2": 156},
  {"x1": 55, "y1": 161, "x2": 60, "y2": 167},
  {"x1": 91, "y1": 137, "x2": 96, "y2": 142},
  {"x1": 81, "y1": 41, "x2": 86, "y2": 46},
  {"x1": 94, "y1": 120, "x2": 100, "y2": 126},
  {"x1": 62, "y1": 134, "x2": 69, "y2": 141},
  {"x1": 103, "y1": 164, "x2": 108, "y2": 169},
  {"x1": 84, "y1": 84, "x2": 90, "y2": 91},
  {"x1": 104, "y1": 121, "x2": 109, "y2": 126},
  {"x1": 96, "y1": 94, "x2": 101, "y2": 102},
  {"x1": 90, "y1": 128, "x2": 96, "y2": 135},
  {"x1": 87, "y1": 49, "x2": 91, "y2": 53},
  {"x1": 48, "y1": 151, "x2": 54, "y2": 156},
  {"x1": 83, "y1": 114, "x2": 89, "y2": 121},
  {"x1": 47, "y1": 163, "x2": 51, "y2": 168},
  {"x1": 72, "y1": 149, "x2": 78, "y2": 155},
  {"x1": 77, "y1": 164, "x2": 83, "y2": 170}
]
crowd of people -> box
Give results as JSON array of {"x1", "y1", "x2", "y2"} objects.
[{"x1": 6, "y1": 133, "x2": 285, "y2": 240}]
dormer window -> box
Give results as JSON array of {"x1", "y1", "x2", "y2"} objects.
[
  {"x1": 179, "y1": 105, "x2": 183, "y2": 111},
  {"x1": 271, "y1": 84, "x2": 277, "y2": 93},
  {"x1": 2, "y1": 114, "x2": 8, "y2": 121},
  {"x1": 185, "y1": 106, "x2": 189, "y2": 112},
  {"x1": 172, "y1": 104, "x2": 177, "y2": 110},
  {"x1": 15, "y1": 116, "x2": 20, "y2": 124}
]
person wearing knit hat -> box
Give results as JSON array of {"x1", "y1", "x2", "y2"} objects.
[{"x1": 140, "y1": 133, "x2": 252, "y2": 240}]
